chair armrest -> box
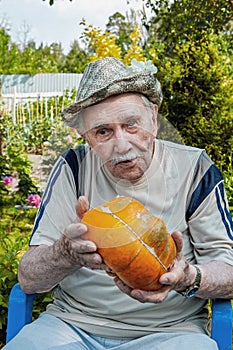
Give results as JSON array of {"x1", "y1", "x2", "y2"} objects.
[
  {"x1": 211, "y1": 298, "x2": 232, "y2": 350},
  {"x1": 6, "y1": 283, "x2": 37, "y2": 343}
]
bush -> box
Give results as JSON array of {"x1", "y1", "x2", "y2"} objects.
[
  {"x1": 0, "y1": 206, "x2": 52, "y2": 347},
  {"x1": 154, "y1": 31, "x2": 233, "y2": 172}
]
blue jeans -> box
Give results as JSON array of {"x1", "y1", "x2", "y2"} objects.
[{"x1": 3, "y1": 313, "x2": 218, "y2": 350}]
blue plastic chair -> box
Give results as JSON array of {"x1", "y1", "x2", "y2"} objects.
[
  {"x1": 6, "y1": 283, "x2": 233, "y2": 349},
  {"x1": 6, "y1": 283, "x2": 37, "y2": 344}
]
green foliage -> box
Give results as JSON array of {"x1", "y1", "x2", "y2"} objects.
[
  {"x1": 61, "y1": 40, "x2": 90, "y2": 73},
  {"x1": 5, "y1": 90, "x2": 77, "y2": 155},
  {"x1": 0, "y1": 207, "x2": 34, "y2": 329},
  {"x1": 0, "y1": 206, "x2": 52, "y2": 335},
  {"x1": 143, "y1": 0, "x2": 233, "y2": 48},
  {"x1": 0, "y1": 139, "x2": 38, "y2": 207},
  {"x1": 156, "y1": 32, "x2": 232, "y2": 171},
  {"x1": 27, "y1": 116, "x2": 53, "y2": 154},
  {"x1": 106, "y1": 12, "x2": 136, "y2": 57},
  {"x1": 0, "y1": 103, "x2": 39, "y2": 206},
  {"x1": 5, "y1": 141, "x2": 38, "y2": 205},
  {"x1": 0, "y1": 25, "x2": 90, "y2": 75},
  {"x1": 0, "y1": 28, "x2": 64, "y2": 74}
]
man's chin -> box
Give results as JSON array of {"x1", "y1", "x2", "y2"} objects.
[{"x1": 109, "y1": 167, "x2": 144, "y2": 181}]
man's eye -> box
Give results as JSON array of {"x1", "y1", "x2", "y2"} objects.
[
  {"x1": 127, "y1": 120, "x2": 137, "y2": 127},
  {"x1": 97, "y1": 129, "x2": 107, "y2": 135},
  {"x1": 96, "y1": 128, "x2": 112, "y2": 140}
]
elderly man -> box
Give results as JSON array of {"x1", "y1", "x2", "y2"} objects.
[{"x1": 4, "y1": 57, "x2": 233, "y2": 350}]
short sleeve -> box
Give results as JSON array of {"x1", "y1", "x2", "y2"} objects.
[
  {"x1": 29, "y1": 155, "x2": 78, "y2": 246},
  {"x1": 187, "y1": 154, "x2": 233, "y2": 265}
]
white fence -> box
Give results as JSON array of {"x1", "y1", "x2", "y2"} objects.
[
  {"x1": 0, "y1": 73, "x2": 81, "y2": 125},
  {"x1": 1, "y1": 92, "x2": 70, "y2": 126}
]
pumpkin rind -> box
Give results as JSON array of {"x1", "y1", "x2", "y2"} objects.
[{"x1": 82, "y1": 196, "x2": 176, "y2": 290}]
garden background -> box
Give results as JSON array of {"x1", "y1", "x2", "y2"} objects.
[{"x1": 0, "y1": 0, "x2": 232, "y2": 347}]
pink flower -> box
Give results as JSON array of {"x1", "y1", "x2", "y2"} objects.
[
  {"x1": 2, "y1": 176, "x2": 13, "y2": 186},
  {"x1": 27, "y1": 194, "x2": 41, "y2": 208}
]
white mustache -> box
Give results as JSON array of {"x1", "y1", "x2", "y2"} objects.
[{"x1": 111, "y1": 154, "x2": 139, "y2": 166}]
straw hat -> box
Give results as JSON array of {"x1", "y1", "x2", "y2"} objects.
[{"x1": 62, "y1": 57, "x2": 163, "y2": 127}]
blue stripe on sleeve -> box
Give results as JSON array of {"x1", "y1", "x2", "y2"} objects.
[
  {"x1": 63, "y1": 149, "x2": 80, "y2": 197},
  {"x1": 62, "y1": 145, "x2": 86, "y2": 198},
  {"x1": 29, "y1": 158, "x2": 65, "y2": 244},
  {"x1": 186, "y1": 164, "x2": 223, "y2": 221},
  {"x1": 215, "y1": 183, "x2": 233, "y2": 240}
]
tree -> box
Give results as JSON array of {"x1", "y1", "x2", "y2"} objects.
[
  {"x1": 9, "y1": 43, "x2": 60, "y2": 74},
  {"x1": 80, "y1": 17, "x2": 146, "y2": 64},
  {"x1": 80, "y1": 20, "x2": 122, "y2": 61},
  {"x1": 106, "y1": 12, "x2": 135, "y2": 56},
  {"x1": 141, "y1": 0, "x2": 233, "y2": 169},
  {"x1": 143, "y1": 0, "x2": 233, "y2": 49},
  {"x1": 0, "y1": 29, "x2": 65, "y2": 74},
  {"x1": 61, "y1": 40, "x2": 90, "y2": 73},
  {"x1": 0, "y1": 29, "x2": 20, "y2": 73}
]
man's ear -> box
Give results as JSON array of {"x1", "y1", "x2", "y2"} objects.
[
  {"x1": 83, "y1": 132, "x2": 95, "y2": 152},
  {"x1": 82, "y1": 132, "x2": 90, "y2": 146},
  {"x1": 152, "y1": 105, "x2": 158, "y2": 138}
]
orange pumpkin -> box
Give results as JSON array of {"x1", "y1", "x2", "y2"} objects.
[{"x1": 81, "y1": 196, "x2": 176, "y2": 290}]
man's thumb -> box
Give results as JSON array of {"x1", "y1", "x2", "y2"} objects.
[{"x1": 76, "y1": 196, "x2": 89, "y2": 221}]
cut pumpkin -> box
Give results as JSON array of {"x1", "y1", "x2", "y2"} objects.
[{"x1": 82, "y1": 196, "x2": 176, "y2": 290}]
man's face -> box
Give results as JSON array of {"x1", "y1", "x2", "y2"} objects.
[{"x1": 83, "y1": 93, "x2": 158, "y2": 181}]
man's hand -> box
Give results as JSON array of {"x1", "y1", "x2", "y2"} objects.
[
  {"x1": 59, "y1": 196, "x2": 108, "y2": 271},
  {"x1": 114, "y1": 231, "x2": 197, "y2": 303},
  {"x1": 19, "y1": 196, "x2": 109, "y2": 294}
]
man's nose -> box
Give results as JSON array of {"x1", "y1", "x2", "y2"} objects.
[{"x1": 113, "y1": 129, "x2": 132, "y2": 154}]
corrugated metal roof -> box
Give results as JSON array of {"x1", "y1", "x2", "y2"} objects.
[{"x1": 0, "y1": 73, "x2": 82, "y2": 96}]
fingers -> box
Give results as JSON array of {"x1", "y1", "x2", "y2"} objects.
[
  {"x1": 76, "y1": 251, "x2": 104, "y2": 269},
  {"x1": 171, "y1": 231, "x2": 183, "y2": 256},
  {"x1": 76, "y1": 196, "x2": 89, "y2": 221},
  {"x1": 114, "y1": 277, "x2": 171, "y2": 303},
  {"x1": 65, "y1": 222, "x2": 88, "y2": 239},
  {"x1": 66, "y1": 233, "x2": 97, "y2": 252},
  {"x1": 64, "y1": 195, "x2": 93, "y2": 245},
  {"x1": 60, "y1": 231, "x2": 105, "y2": 270},
  {"x1": 64, "y1": 222, "x2": 97, "y2": 254},
  {"x1": 130, "y1": 285, "x2": 171, "y2": 303},
  {"x1": 158, "y1": 231, "x2": 184, "y2": 286},
  {"x1": 159, "y1": 259, "x2": 186, "y2": 287},
  {"x1": 60, "y1": 196, "x2": 110, "y2": 271},
  {"x1": 114, "y1": 277, "x2": 132, "y2": 295}
]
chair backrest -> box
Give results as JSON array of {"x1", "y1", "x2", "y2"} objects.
[{"x1": 6, "y1": 283, "x2": 233, "y2": 350}]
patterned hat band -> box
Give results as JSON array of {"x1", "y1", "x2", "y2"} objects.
[{"x1": 62, "y1": 57, "x2": 163, "y2": 127}]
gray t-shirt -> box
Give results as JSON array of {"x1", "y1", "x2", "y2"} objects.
[{"x1": 30, "y1": 139, "x2": 233, "y2": 338}]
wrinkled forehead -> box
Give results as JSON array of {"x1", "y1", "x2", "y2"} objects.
[{"x1": 81, "y1": 94, "x2": 152, "y2": 131}]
